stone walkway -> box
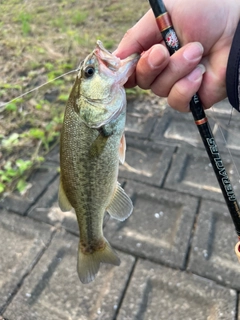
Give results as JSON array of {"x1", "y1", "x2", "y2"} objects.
[{"x1": 1, "y1": 99, "x2": 240, "y2": 320}]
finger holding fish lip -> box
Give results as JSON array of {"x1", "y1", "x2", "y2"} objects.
[{"x1": 135, "y1": 42, "x2": 204, "y2": 95}]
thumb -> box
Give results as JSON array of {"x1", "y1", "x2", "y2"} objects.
[{"x1": 114, "y1": 10, "x2": 162, "y2": 59}]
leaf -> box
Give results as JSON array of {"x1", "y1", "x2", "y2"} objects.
[
  {"x1": 2, "y1": 133, "x2": 19, "y2": 147},
  {"x1": 29, "y1": 128, "x2": 45, "y2": 139},
  {"x1": 16, "y1": 159, "x2": 32, "y2": 174},
  {"x1": 16, "y1": 179, "x2": 27, "y2": 194},
  {"x1": 6, "y1": 103, "x2": 17, "y2": 112},
  {"x1": 0, "y1": 183, "x2": 5, "y2": 193},
  {"x1": 58, "y1": 94, "x2": 69, "y2": 102}
]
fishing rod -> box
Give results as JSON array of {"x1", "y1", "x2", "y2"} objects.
[{"x1": 148, "y1": 0, "x2": 240, "y2": 261}]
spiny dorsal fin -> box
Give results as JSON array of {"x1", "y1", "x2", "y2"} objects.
[
  {"x1": 107, "y1": 182, "x2": 133, "y2": 221},
  {"x1": 119, "y1": 134, "x2": 126, "y2": 164},
  {"x1": 58, "y1": 178, "x2": 72, "y2": 212}
]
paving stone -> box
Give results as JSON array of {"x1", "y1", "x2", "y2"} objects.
[
  {"x1": 104, "y1": 181, "x2": 198, "y2": 269},
  {"x1": 0, "y1": 162, "x2": 58, "y2": 215},
  {"x1": 125, "y1": 99, "x2": 161, "y2": 139},
  {"x1": 164, "y1": 146, "x2": 240, "y2": 202},
  {"x1": 208, "y1": 99, "x2": 239, "y2": 116},
  {"x1": 151, "y1": 109, "x2": 201, "y2": 147},
  {"x1": 28, "y1": 177, "x2": 79, "y2": 234},
  {"x1": 188, "y1": 200, "x2": 240, "y2": 289},
  {"x1": 3, "y1": 230, "x2": 135, "y2": 320},
  {"x1": 45, "y1": 145, "x2": 59, "y2": 163},
  {"x1": 117, "y1": 259, "x2": 236, "y2": 320},
  {"x1": 0, "y1": 209, "x2": 53, "y2": 312},
  {"x1": 151, "y1": 106, "x2": 240, "y2": 152},
  {"x1": 119, "y1": 139, "x2": 175, "y2": 187},
  {"x1": 28, "y1": 175, "x2": 126, "y2": 235}
]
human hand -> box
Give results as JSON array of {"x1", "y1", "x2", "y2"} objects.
[{"x1": 114, "y1": 0, "x2": 240, "y2": 111}]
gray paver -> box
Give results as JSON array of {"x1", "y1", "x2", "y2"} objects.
[
  {"x1": 164, "y1": 146, "x2": 240, "y2": 201},
  {"x1": 45, "y1": 145, "x2": 59, "y2": 163},
  {"x1": 119, "y1": 139, "x2": 175, "y2": 186},
  {"x1": 151, "y1": 109, "x2": 202, "y2": 147},
  {"x1": 2, "y1": 96, "x2": 240, "y2": 318},
  {"x1": 188, "y1": 200, "x2": 240, "y2": 289},
  {"x1": 117, "y1": 259, "x2": 236, "y2": 320},
  {"x1": 28, "y1": 176, "x2": 79, "y2": 234},
  {"x1": 151, "y1": 103, "x2": 240, "y2": 152},
  {"x1": 3, "y1": 230, "x2": 135, "y2": 320},
  {"x1": 104, "y1": 181, "x2": 198, "y2": 268},
  {"x1": 0, "y1": 163, "x2": 58, "y2": 215},
  {"x1": 207, "y1": 99, "x2": 239, "y2": 116},
  {"x1": 0, "y1": 209, "x2": 53, "y2": 312},
  {"x1": 125, "y1": 100, "x2": 160, "y2": 139},
  {"x1": 28, "y1": 176, "x2": 125, "y2": 235}
]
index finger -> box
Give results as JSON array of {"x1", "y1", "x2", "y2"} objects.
[{"x1": 114, "y1": 10, "x2": 163, "y2": 59}]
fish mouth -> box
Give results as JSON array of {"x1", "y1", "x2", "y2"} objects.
[
  {"x1": 94, "y1": 40, "x2": 121, "y2": 71},
  {"x1": 78, "y1": 41, "x2": 140, "y2": 129},
  {"x1": 95, "y1": 40, "x2": 139, "y2": 79}
]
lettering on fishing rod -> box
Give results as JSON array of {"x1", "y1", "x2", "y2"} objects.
[
  {"x1": 193, "y1": 94, "x2": 200, "y2": 104},
  {"x1": 207, "y1": 138, "x2": 236, "y2": 201}
]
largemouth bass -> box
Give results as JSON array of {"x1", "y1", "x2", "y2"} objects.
[{"x1": 59, "y1": 40, "x2": 139, "y2": 284}]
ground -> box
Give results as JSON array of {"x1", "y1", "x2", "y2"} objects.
[{"x1": 0, "y1": 0, "x2": 155, "y2": 196}]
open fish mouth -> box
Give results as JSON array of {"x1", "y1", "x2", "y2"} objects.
[{"x1": 94, "y1": 40, "x2": 121, "y2": 71}]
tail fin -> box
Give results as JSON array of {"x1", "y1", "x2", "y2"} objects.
[{"x1": 77, "y1": 238, "x2": 120, "y2": 284}]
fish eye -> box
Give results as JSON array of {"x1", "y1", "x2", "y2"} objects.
[{"x1": 84, "y1": 66, "x2": 95, "y2": 78}]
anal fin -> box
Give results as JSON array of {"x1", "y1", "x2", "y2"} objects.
[{"x1": 107, "y1": 182, "x2": 133, "y2": 221}]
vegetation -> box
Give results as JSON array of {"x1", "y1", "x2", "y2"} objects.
[{"x1": 0, "y1": 0, "x2": 150, "y2": 195}]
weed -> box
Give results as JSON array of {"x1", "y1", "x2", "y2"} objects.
[
  {"x1": 5, "y1": 102, "x2": 17, "y2": 112},
  {"x1": 18, "y1": 12, "x2": 32, "y2": 35},
  {"x1": 0, "y1": 0, "x2": 150, "y2": 197},
  {"x1": 103, "y1": 40, "x2": 115, "y2": 50},
  {"x1": 0, "y1": 159, "x2": 32, "y2": 194},
  {"x1": 72, "y1": 11, "x2": 88, "y2": 26}
]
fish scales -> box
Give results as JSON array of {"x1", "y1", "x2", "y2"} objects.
[{"x1": 59, "y1": 40, "x2": 139, "y2": 284}]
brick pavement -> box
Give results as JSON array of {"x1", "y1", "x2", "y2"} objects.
[{"x1": 1, "y1": 99, "x2": 240, "y2": 319}]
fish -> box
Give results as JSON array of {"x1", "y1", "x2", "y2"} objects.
[{"x1": 58, "y1": 40, "x2": 139, "y2": 284}]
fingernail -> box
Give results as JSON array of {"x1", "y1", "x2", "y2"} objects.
[
  {"x1": 187, "y1": 64, "x2": 206, "y2": 81},
  {"x1": 183, "y1": 42, "x2": 204, "y2": 61},
  {"x1": 148, "y1": 46, "x2": 168, "y2": 69}
]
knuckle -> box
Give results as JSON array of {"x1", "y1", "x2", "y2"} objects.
[
  {"x1": 122, "y1": 27, "x2": 135, "y2": 41},
  {"x1": 151, "y1": 81, "x2": 169, "y2": 97}
]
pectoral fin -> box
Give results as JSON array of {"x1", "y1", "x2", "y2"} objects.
[
  {"x1": 119, "y1": 134, "x2": 126, "y2": 164},
  {"x1": 107, "y1": 182, "x2": 133, "y2": 221},
  {"x1": 58, "y1": 178, "x2": 72, "y2": 212}
]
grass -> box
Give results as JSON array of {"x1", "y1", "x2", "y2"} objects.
[{"x1": 0, "y1": 0, "x2": 151, "y2": 196}]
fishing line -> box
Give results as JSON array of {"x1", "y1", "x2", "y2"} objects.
[
  {"x1": 228, "y1": 106, "x2": 234, "y2": 126},
  {"x1": 0, "y1": 68, "x2": 78, "y2": 113}
]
